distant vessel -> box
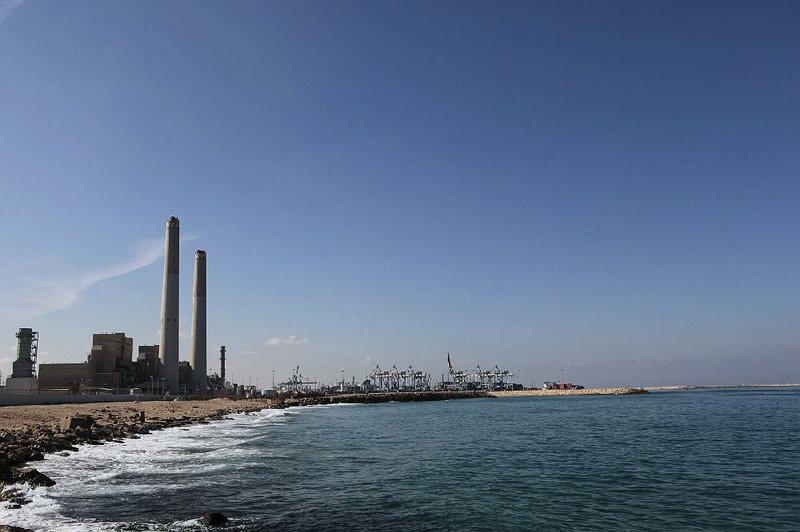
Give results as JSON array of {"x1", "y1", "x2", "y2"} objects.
[{"x1": 543, "y1": 381, "x2": 584, "y2": 390}]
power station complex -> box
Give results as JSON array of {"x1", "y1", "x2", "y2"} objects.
[
  {"x1": 3, "y1": 216, "x2": 233, "y2": 396},
  {"x1": 2, "y1": 216, "x2": 528, "y2": 398}
]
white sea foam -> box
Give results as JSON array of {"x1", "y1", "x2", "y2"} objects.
[{"x1": 0, "y1": 407, "x2": 292, "y2": 531}]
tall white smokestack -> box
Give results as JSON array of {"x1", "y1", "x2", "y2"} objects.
[
  {"x1": 189, "y1": 250, "x2": 207, "y2": 394},
  {"x1": 159, "y1": 216, "x2": 180, "y2": 393}
]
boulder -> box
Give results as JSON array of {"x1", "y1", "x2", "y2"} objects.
[
  {"x1": 202, "y1": 512, "x2": 229, "y2": 526},
  {"x1": 0, "y1": 524, "x2": 34, "y2": 531},
  {"x1": 60, "y1": 415, "x2": 94, "y2": 432},
  {"x1": 0, "y1": 458, "x2": 12, "y2": 482},
  {"x1": 11, "y1": 467, "x2": 56, "y2": 487}
]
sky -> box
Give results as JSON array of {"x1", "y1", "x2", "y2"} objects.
[{"x1": 0, "y1": 0, "x2": 798, "y2": 388}]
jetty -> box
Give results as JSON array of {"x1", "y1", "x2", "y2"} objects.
[{"x1": 490, "y1": 387, "x2": 648, "y2": 397}]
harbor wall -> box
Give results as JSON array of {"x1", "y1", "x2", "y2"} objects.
[{"x1": 276, "y1": 390, "x2": 488, "y2": 407}]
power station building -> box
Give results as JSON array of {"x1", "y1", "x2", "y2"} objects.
[
  {"x1": 89, "y1": 332, "x2": 134, "y2": 387},
  {"x1": 135, "y1": 345, "x2": 159, "y2": 384},
  {"x1": 5, "y1": 328, "x2": 39, "y2": 394},
  {"x1": 6, "y1": 216, "x2": 220, "y2": 397},
  {"x1": 38, "y1": 362, "x2": 95, "y2": 392}
]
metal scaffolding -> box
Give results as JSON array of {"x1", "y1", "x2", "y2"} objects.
[
  {"x1": 443, "y1": 353, "x2": 515, "y2": 391},
  {"x1": 366, "y1": 364, "x2": 431, "y2": 392}
]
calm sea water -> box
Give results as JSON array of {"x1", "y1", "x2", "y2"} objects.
[{"x1": 3, "y1": 388, "x2": 799, "y2": 530}]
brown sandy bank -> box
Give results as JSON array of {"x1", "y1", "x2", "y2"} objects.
[{"x1": 0, "y1": 398, "x2": 267, "y2": 432}]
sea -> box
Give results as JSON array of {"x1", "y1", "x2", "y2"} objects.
[{"x1": 2, "y1": 388, "x2": 799, "y2": 530}]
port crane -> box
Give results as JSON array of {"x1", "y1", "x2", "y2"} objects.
[{"x1": 280, "y1": 366, "x2": 318, "y2": 392}]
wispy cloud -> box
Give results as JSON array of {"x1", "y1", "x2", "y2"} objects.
[
  {"x1": 265, "y1": 335, "x2": 308, "y2": 347},
  {"x1": 0, "y1": 235, "x2": 198, "y2": 321},
  {"x1": 0, "y1": 0, "x2": 27, "y2": 24},
  {"x1": 0, "y1": 256, "x2": 61, "y2": 275}
]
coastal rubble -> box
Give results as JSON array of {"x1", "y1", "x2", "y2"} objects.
[{"x1": 0, "y1": 398, "x2": 268, "y2": 513}]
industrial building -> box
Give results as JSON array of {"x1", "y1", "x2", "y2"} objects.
[
  {"x1": 135, "y1": 345, "x2": 159, "y2": 385},
  {"x1": 5, "y1": 328, "x2": 39, "y2": 394},
  {"x1": 2, "y1": 216, "x2": 226, "y2": 398},
  {"x1": 38, "y1": 362, "x2": 95, "y2": 392},
  {"x1": 89, "y1": 332, "x2": 134, "y2": 388}
]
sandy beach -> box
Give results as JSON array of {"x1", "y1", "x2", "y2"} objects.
[
  {"x1": 489, "y1": 387, "x2": 648, "y2": 397},
  {"x1": 644, "y1": 383, "x2": 800, "y2": 391},
  {"x1": 0, "y1": 398, "x2": 266, "y2": 432}
]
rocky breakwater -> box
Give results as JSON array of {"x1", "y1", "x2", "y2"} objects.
[
  {"x1": 274, "y1": 390, "x2": 489, "y2": 408},
  {"x1": 0, "y1": 398, "x2": 267, "y2": 512}
]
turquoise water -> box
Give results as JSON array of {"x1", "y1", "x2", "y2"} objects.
[{"x1": 6, "y1": 388, "x2": 800, "y2": 530}]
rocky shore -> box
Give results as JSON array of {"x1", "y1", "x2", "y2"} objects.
[{"x1": 0, "y1": 398, "x2": 267, "y2": 516}]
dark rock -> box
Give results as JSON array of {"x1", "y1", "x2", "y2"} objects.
[
  {"x1": 27, "y1": 452, "x2": 44, "y2": 462},
  {"x1": 202, "y1": 512, "x2": 229, "y2": 526},
  {"x1": 9, "y1": 450, "x2": 30, "y2": 466},
  {"x1": 0, "y1": 459, "x2": 12, "y2": 482},
  {"x1": 60, "y1": 415, "x2": 95, "y2": 432},
  {"x1": 11, "y1": 467, "x2": 56, "y2": 487}
]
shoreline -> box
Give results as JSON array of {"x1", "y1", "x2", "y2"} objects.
[
  {"x1": 0, "y1": 398, "x2": 268, "y2": 515},
  {"x1": 0, "y1": 387, "x2": 648, "y2": 520},
  {"x1": 644, "y1": 383, "x2": 800, "y2": 391}
]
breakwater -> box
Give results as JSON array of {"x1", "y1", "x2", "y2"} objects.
[
  {"x1": 275, "y1": 390, "x2": 488, "y2": 407},
  {"x1": 490, "y1": 387, "x2": 648, "y2": 397}
]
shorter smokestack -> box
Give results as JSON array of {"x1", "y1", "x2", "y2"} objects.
[
  {"x1": 189, "y1": 250, "x2": 207, "y2": 393},
  {"x1": 220, "y1": 345, "x2": 226, "y2": 381}
]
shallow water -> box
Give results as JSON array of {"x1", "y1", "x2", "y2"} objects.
[{"x1": 2, "y1": 388, "x2": 799, "y2": 530}]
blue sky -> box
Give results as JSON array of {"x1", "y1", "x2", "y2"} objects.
[{"x1": 1, "y1": 0, "x2": 798, "y2": 387}]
